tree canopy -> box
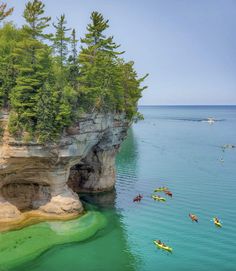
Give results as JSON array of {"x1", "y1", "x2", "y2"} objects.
[
  {"x1": 0, "y1": 2, "x2": 13, "y2": 22},
  {"x1": 0, "y1": 1, "x2": 148, "y2": 143}
]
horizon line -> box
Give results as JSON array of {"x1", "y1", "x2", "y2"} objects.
[{"x1": 138, "y1": 104, "x2": 236, "y2": 106}]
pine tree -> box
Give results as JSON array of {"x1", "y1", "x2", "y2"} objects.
[
  {"x1": 0, "y1": 23, "x2": 21, "y2": 109},
  {"x1": 0, "y1": 2, "x2": 15, "y2": 110},
  {"x1": 78, "y1": 11, "x2": 124, "y2": 112},
  {"x1": 0, "y1": 57, "x2": 16, "y2": 108},
  {"x1": 10, "y1": 0, "x2": 52, "y2": 132},
  {"x1": 11, "y1": 40, "x2": 52, "y2": 130},
  {"x1": 0, "y1": 2, "x2": 13, "y2": 22},
  {"x1": 68, "y1": 29, "x2": 79, "y2": 89},
  {"x1": 118, "y1": 60, "x2": 148, "y2": 119},
  {"x1": 81, "y1": 11, "x2": 123, "y2": 56},
  {"x1": 71, "y1": 29, "x2": 77, "y2": 64},
  {"x1": 1, "y1": 5, "x2": 148, "y2": 141},
  {"x1": 53, "y1": 14, "x2": 71, "y2": 68},
  {"x1": 35, "y1": 83, "x2": 57, "y2": 142},
  {"x1": 23, "y1": 0, "x2": 51, "y2": 39},
  {"x1": 22, "y1": 0, "x2": 51, "y2": 67}
]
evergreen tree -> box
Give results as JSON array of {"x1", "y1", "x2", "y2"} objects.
[
  {"x1": 10, "y1": 0, "x2": 52, "y2": 132},
  {"x1": 23, "y1": 0, "x2": 51, "y2": 39},
  {"x1": 118, "y1": 60, "x2": 148, "y2": 118},
  {"x1": 78, "y1": 50, "x2": 123, "y2": 112},
  {"x1": 68, "y1": 29, "x2": 79, "y2": 89},
  {"x1": 0, "y1": 5, "x2": 147, "y2": 142},
  {"x1": 81, "y1": 11, "x2": 123, "y2": 56},
  {"x1": 53, "y1": 14, "x2": 71, "y2": 68},
  {"x1": 0, "y1": 2, "x2": 13, "y2": 22},
  {"x1": 78, "y1": 12, "x2": 124, "y2": 112},
  {"x1": 70, "y1": 29, "x2": 77, "y2": 64},
  {"x1": 11, "y1": 40, "x2": 52, "y2": 130},
  {"x1": 0, "y1": 23, "x2": 21, "y2": 109},
  {"x1": 35, "y1": 82, "x2": 57, "y2": 142}
]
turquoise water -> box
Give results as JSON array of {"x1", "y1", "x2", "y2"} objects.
[{"x1": 5, "y1": 106, "x2": 236, "y2": 270}]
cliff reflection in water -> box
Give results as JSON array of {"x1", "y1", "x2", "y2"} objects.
[
  {"x1": 79, "y1": 188, "x2": 139, "y2": 271},
  {"x1": 117, "y1": 128, "x2": 139, "y2": 171},
  {"x1": 116, "y1": 128, "x2": 140, "y2": 208}
]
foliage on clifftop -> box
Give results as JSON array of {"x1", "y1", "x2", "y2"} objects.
[{"x1": 0, "y1": 0, "x2": 148, "y2": 143}]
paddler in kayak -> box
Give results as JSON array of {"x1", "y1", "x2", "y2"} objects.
[
  {"x1": 213, "y1": 217, "x2": 222, "y2": 227},
  {"x1": 154, "y1": 186, "x2": 168, "y2": 192},
  {"x1": 152, "y1": 195, "x2": 166, "y2": 201},
  {"x1": 156, "y1": 240, "x2": 167, "y2": 246},
  {"x1": 164, "y1": 190, "x2": 172, "y2": 197},
  {"x1": 154, "y1": 240, "x2": 172, "y2": 252},
  {"x1": 189, "y1": 213, "x2": 198, "y2": 223},
  {"x1": 133, "y1": 194, "x2": 143, "y2": 202}
]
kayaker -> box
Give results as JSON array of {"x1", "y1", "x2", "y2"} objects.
[
  {"x1": 215, "y1": 217, "x2": 220, "y2": 223},
  {"x1": 156, "y1": 240, "x2": 166, "y2": 246},
  {"x1": 133, "y1": 194, "x2": 143, "y2": 202},
  {"x1": 189, "y1": 213, "x2": 198, "y2": 222},
  {"x1": 164, "y1": 190, "x2": 172, "y2": 197}
]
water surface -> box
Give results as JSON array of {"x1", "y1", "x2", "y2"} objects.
[{"x1": 5, "y1": 106, "x2": 236, "y2": 271}]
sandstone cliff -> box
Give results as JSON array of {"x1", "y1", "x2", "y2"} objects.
[{"x1": 0, "y1": 113, "x2": 129, "y2": 230}]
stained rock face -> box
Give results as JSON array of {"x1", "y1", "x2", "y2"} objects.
[
  {"x1": 68, "y1": 148, "x2": 118, "y2": 193},
  {"x1": 0, "y1": 113, "x2": 129, "y2": 227}
]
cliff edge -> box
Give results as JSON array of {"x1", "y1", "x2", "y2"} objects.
[{"x1": 0, "y1": 113, "x2": 129, "y2": 230}]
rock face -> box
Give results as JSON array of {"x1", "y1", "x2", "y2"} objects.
[
  {"x1": 0, "y1": 113, "x2": 129, "y2": 228},
  {"x1": 68, "y1": 148, "x2": 118, "y2": 193}
]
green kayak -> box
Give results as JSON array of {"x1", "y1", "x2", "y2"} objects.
[
  {"x1": 154, "y1": 187, "x2": 168, "y2": 192},
  {"x1": 153, "y1": 240, "x2": 172, "y2": 252},
  {"x1": 152, "y1": 195, "x2": 166, "y2": 202}
]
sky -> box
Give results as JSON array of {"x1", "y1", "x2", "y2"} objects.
[{"x1": 5, "y1": 0, "x2": 236, "y2": 105}]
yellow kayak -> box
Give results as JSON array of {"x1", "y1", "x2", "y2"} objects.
[
  {"x1": 154, "y1": 187, "x2": 168, "y2": 192},
  {"x1": 214, "y1": 218, "x2": 222, "y2": 227},
  {"x1": 153, "y1": 240, "x2": 172, "y2": 252},
  {"x1": 152, "y1": 195, "x2": 166, "y2": 202}
]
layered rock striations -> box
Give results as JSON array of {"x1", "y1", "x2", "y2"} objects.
[{"x1": 0, "y1": 113, "x2": 129, "y2": 229}]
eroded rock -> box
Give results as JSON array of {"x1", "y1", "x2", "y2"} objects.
[
  {"x1": 0, "y1": 113, "x2": 129, "y2": 228},
  {"x1": 68, "y1": 148, "x2": 118, "y2": 192}
]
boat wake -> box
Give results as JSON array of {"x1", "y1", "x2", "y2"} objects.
[{"x1": 156, "y1": 117, "x2": 224, "y2": 122}]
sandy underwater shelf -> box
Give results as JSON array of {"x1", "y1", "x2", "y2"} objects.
[{"x1": 0, "y1": 210, "x2": 107, "y2": 270}]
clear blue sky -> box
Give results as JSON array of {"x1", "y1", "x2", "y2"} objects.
[{"x1": 5, "y1": 0, "x2": 236, "y2": 105}]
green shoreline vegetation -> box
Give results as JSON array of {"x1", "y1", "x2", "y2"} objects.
[{"x1": 0, "y1": 0, "x2": 147, "y2": 143}]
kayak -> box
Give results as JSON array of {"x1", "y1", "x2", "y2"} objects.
[
  {"x1": 153, "y1": 240, "x2": 172, "y2": 252},
  {"x1": 214, "y1": 218, "x2": 222, "y2": 227},
  {"x1": 189, "y1": 213, "x2": 198, "y2": 223},
  {"x1": 164, "y1": 190, "x2": 173, "y2": 197},
  {"x1": 152, "y1": 195, "x2": 166, "y2": 202},
  {"x1": 154, "y1": 187, "x2": 168, "y2": 192}
]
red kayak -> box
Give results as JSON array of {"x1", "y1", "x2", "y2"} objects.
[{"x1": 133, "y1": 194, "x2": 143, "y2": 202}]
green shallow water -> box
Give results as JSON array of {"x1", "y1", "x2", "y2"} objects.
[
  {"x1": 1, "y1": 106, "x2": 236, "y2": 271},
  {"x1": 0, "y1": 210, "x2": 106, "y2": 269},
  {"x1": 13, "y1": 206, "x2": 137, "y2": 271}
]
